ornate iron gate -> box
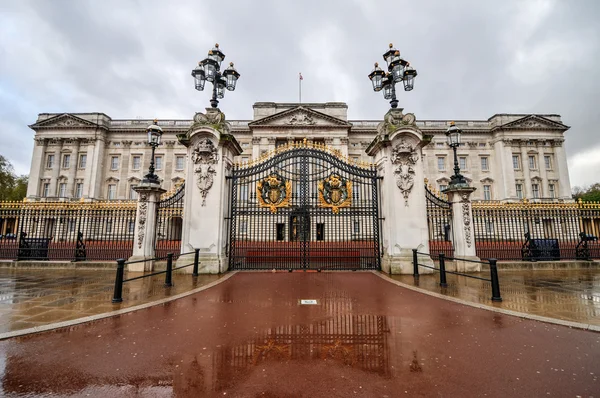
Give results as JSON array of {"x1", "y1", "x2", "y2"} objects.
[
  {"x1": 229, "y1": 144, "x2": 380, "y2": 270},
  {"x1": 155, "y1": 182, "x2": 185, "y2": 258},
  {"x1": 425, "y1": 183, "x2": 454, "y2": 259}
]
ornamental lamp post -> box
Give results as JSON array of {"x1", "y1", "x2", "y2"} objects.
[
  {"x1": 191, "y1": 43, "x2": 240, "y2": 108},
  {"x1": 368, "y1": 43, "x2": 418, "y2": 108},
  {"x1": 143, "y1": 119, "x2": 163, "y2": 184},
  {"x1": 445, "y1": 121, "x2": 468, "y2": 187}
]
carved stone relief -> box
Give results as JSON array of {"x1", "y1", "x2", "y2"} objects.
[
  {"x1": 286, "y1": 112, "x2": 315, "y2": 125},
  {"x1": 137, "y1": 194, "x2": 148, "y2": 249},
  {"x1": 191, "y1": 138, "x2": 218, "y2": 206},
  {"x1": 461, "y1": 193, "x2": 472, "y2": 248},
  {"x1": 391, "y1": 139, "x2": 420, "y2": 206}
]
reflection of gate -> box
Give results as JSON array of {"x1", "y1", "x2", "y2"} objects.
[
  {"x1": 425, "y1": 184, "x2": 454, "y2": 258},
  {"x1": 229, "y1": 145, "x2": 380, "y2": 270},
  {"x1": 155, "y1": 183, "x2": 185, "y2": 257}
]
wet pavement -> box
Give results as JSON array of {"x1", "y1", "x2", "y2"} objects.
[
  {"x1": 0, "y1": 268, "x2": 222, "y2": 333},
  {"x1": 392, "y1": 268, "x2": 600, "y2": 326},
  {"x1": 0, "y1": 272, "x2": 598, "y2": 397}
]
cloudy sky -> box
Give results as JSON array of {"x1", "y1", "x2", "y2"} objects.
[{"x1": 1, "y1": 0, "x2": 599, "y2": 188}]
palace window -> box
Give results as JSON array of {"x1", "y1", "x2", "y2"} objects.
[
  {"x1": 528, "y1": 155, "x2": 537, "y2": 170},
  {"x1": 240, "y1": 185, "x2": 248, "y2": 201},
  {"x1": 439, "y1": 184, "x2": 448, "y2": 192},
  {"x1": 75, "y1": 183, "x2": 83, "y2": 199},
  {"x1": 155, "y1": 156, "x2": 163, "y2": 170},
  {"x1": 544, "y1": 155, "x2": 553, "y2": 170},
  {"x1": 106, "y1": 220, "x2": 113, "y2": 234},
  {"x1": 42, "y1": 183, "x2": 50, "y2": 197},
  {"x1": 483, "y1": 185, "x2": 491, "y2": 201},
  {"x1": 62, "y1": 154, "x2": 70, "y2": 168},
  {"x1": 110, "y1": 156, "x2": 119, "y2": 170},
  {"x1": 240, "y1": 220, "x2": 248, "y2": 234},
  {"x1": 132, "y1": 156, "x2": 141, "y2": 170},
  {"x1": 129, "y1": 185, "x2": 138, "y2": 200},
  {"x1": 58, "y1": 183, "x2": 67, "y2": 198},
  {"x1": 353, "y1": 220, "x2": 360, "y2": 234},
  {"x1": 549, "y1": 183, "x2": 556, "y2": 198},
  {"x1": 107, "y1": 184, "x2": 116, "y2": 200},
  {"x1": 532, "y1": 183, "x2": 540, "y2": 199},
  {"x1": 275, "y1": 139, "x2": 287, "y2": 148},
  {"x1": 516, "y1": 184, "x2": 523, "y2": 199},
  {"x1": 46, "y1": 154, "x2": 55, "y2": 169},
  {"x1": 78, "y1": 154, "x2": 87, "y2": 169},
  {"x1": 485, "y1": 220, "x2": 494, "y2": 234},
  {"x1": 512, "y1": 155, "x2": 520, "y2": 170},
  {"x1": 175, "y1": 156, "x2": 185, "y2": 170},
  {"x1": 437, "y1": 157, "x2": 445, "y2": 171},
  {"x1": 459, "y1": 156, "x2": 467, "y2": 170},
  {"x1": 128, "y1": 221, "x2": 136, "y2": 234},
  {"x1": 480, "y1": 156, "x2": 489, "y2": 171}
]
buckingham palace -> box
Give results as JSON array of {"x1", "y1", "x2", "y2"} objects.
[{"x1": 25, "y1": 101, "x2": 571, "y2": 203}]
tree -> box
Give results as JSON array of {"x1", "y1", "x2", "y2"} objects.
[
  {"x1": 0, "y1": 155, "x2": 28, "y2": 201},
  {"x1": 572, "y1": 183, "x2": 600, "y2": 202}
]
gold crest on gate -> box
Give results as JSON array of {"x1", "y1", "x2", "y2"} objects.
[
  {"x1": 318, "y1": 174, "x2": 352, "y2": 214},
  {"x1": 257, "y1": 173, "x2": 291, "y2": 214}
]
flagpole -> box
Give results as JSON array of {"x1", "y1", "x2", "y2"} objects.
[{"x1": 299, "y1": 73, "x2": 302, "y2": 103}]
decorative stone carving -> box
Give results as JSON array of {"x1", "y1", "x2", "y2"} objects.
[
  {"x1": 190, "y1": 108, "x2": 230, "y2": 134},
  {"x1": 391, "y1": 140, "x2": 419, "y2": 206},
  {"x1": 55, "y1": 117, "x2": 87, "y2": 128},
  {"x1": 34, "y1": 138, "x2": 46, "y2": 146},
  {"x1": 376, "y1": 109, "x2": 417, "y2": 135},
  {"x1": 461, "y1": 193, "x2": 472, "y2": 248},
  {"x1": 286, "y1": 112, "x2": 315, "y2": 125},
  {"x1": 191, "y1": 138, "x2": 218, "y2": 206},
  {"x1": 122, "y1": 140, "x2": 133, "y2": 147},
  {"x1": 137, "y1": 194, "x2": 148, "y2": 249}
]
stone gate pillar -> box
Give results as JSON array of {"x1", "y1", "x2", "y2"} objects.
[
  {"x1": 129, "y1": 182, "x2": 166, "y2": 272},
  {"x1": 176, "y1": 108, "x2": 242, "y2": 274},
  {"x1": 444, "y1": 187, "x2": 481, "y2": 272},
  {"x1": 367, "y1": 108, "x2": 434, "y2": 274}
]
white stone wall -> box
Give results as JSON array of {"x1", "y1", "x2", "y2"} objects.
[{"x1": 26, "y1": 107, "x2": 572, "y2": 203}]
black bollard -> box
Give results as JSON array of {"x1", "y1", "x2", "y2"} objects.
[
  {"x1": 489, "y1": 258, "x2": 502, "y2": 302},
  {"x1": 164, "y1": 253, "x2": 173, "y2": 287},
  {"x1": 112, "y1": 258, "x2": 125, "y2": 303},
  {"x1": 412, "y1": 249, "x2": 419, "y2": 278},
  {"x1": 438, "y1": 253, "x2": 448, "y2": 287},
  {"x1": 192, "y1": 248, "x2": 200, "y2": 276}
]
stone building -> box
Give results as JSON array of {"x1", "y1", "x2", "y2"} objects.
[{"x1": 26, "y1": 102, "x2": 571, "y2": 202}]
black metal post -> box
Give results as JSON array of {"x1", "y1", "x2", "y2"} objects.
[
  {"x1": 389, "y1": 84, "x2": 398, "y2": 109},
  {"x1": 112, "y1": 258, "x2": 125, "y2": 303},
  {"x1": 449, "y1": 144, "x2": 466, "y2": 186},
  {"x1": 210, "y1": 79, "x2": 219, "y2": 108},
  {"x1": 489, "y1": 258, "x2": 502, "y2": 301},
  {"x1": 412, "y1": 249, "x2": 419, "y2": 277},
  {"x1": 144, "y1": 144, "x2": 158, "y2": 183},
  {"x1": 192, "y1": 248, "x2": 200, "y2": 276},
  {"x1": 438, "y1": 253, "x2": 448, "y2": 287},
  {"x1": 164, "y1": 253, "x2": 173, "y2": 287}
]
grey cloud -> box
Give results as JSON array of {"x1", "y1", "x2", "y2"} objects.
[{"x1": 0, "y1": 0, "x2": 599, "y2": 184}]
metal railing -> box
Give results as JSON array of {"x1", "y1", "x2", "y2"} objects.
[
  {"x1": 112, "y1": 249, "x2": 200, "y2": 303},
  {"x1": 412, "y1": 249, "x2": 502, "y2": 302}
]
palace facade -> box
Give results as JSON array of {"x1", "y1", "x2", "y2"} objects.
[{"x1": 26, "y1": 102, "x2": 571, "y2": 202}]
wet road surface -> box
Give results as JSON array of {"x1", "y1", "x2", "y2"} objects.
[{"x1": 0, "y1": 272, "x2": 598, "y2": 397}]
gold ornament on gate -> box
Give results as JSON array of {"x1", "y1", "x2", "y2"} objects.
[
  {"x1": 318, "y1": 173, "x2": 352, "y2": 214},
  {"x1": 257, "y1": 173, "x2": 291, "y2": 213}
]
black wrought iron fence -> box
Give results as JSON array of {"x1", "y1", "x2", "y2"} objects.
[
  {"x1": 412, "y1": 249, "x2": 502, "y2": 301},
  {"x1": 155, "y1": 183, "x2": 185, "y2": 258},
  {"x1": 472, "y1": 200, "x2": 600, "y2": 261},
  {"x1": 0, "y1": 200, "x2": 136, "y2": 261},
  {"x1": 425, "y1": 184, "x2": 453, "y2": 259}
]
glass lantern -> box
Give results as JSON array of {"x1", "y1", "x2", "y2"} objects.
[
  {"x1": 216, "y1": 76, "x2": 226, "y2": 99},
  {"x1": 208, "y1": 43, "x2": 225, "y2": 67},
  {"x1": 191, "y1": 63, "x2": 206, "y2": 91},
  {"x1": 382, "y1": 43, "x2": 398, "y2": 69},
  {"x1": 202, "y1": 58, "x2": 219, "y2": 82},
  {"x1": 445, "y1": 122, "x2": 462, "y2": 147},
  {"x1": 403, "y1": 65, "x2": 417, "y2": 91},
  {"x1": 223, "y1": 62, "x2": 240, "y2": 91},
  {"x1": 382, "y1": 75, "x2": 394, "y2": 100},
  {"x1": 390, "y1": 56, "x2": 408, "y2": 83},
  {"x1": 368, "y1": 63, "x2": 386, "y2": 92},
  {"x1": 147, "y1": 120, "x2": 163, "y2": 146}
]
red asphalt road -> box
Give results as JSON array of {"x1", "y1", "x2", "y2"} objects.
[{"x1": 0, "y1": 272, "x2": 598, "y2": 397}]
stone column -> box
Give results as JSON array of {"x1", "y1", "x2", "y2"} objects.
[
  {"x1": 176, "y1": 109, "x2": 242, "y2": 274},
  {"x1": 128, "y1": 182, "x2": 166, "y2": 272},
  {"x1": 553, "y1": 140, "x2": 572, "y2": 199},
  {"x1": 444, "y1": 186, "x2": 480, "y2": 272},
  {"x1": 367, "y1": 109, "x2": 434, "y2": 274},
  {"x1": 88, "y1": 133, "x2": 107, "y2": 199},
  {"x1": 520, "y1": 144, "x2": 532, "y2": 198},
  {"x1": 66, "y1": 139, "x2": 80, "y2": 198},
  {"x1": 27, "y1": 138, "x2": 47, "y2": 198},
  {"x1": 48, "y1": 139, "x2": 64, "y2": 197}
]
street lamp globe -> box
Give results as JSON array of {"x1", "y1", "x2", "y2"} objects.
[
  {"x1": 368, "y1": 63, "x2": 385, "y2": 92},
  {"x1": 202, "y1": 58, "x2": 218, "y2": 83},
  {"x1": 383, "y1": 43, "x2": 398, "y2": 69},
  {"x1": 382, "y1": 75, "x2": 394, "y2": 100},
  {"x1": 147, "y1": 120, "x2": 163, "y2": 146},
  {"x1": 222, "y1": 62, "x2": 240, "y2": 91},
  {"x1": 402, "y1": 65, "x2": 418, "y2": 91},
  {"x1": 208, "y1": 43, "x2": 225, "y2": 67},
  {"x1": 445, "y1": 121, "x2": 462, "y2": 147},
  {"x1": 191, "y1": 63, "x2": 206, "y2": 91}
]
